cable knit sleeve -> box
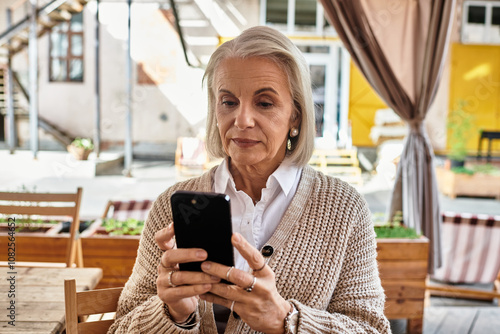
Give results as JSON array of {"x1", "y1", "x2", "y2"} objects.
[
  {"x1": 107, "y1": 181, "x2": 207, "y2": 334},
  {"x1": 291, "y1": 197, "x2": 390, "y2": 333}
]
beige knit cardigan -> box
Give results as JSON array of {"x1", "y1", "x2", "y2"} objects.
[{"x1": 108, "y1": 165, "x2": 391, "y2": 333}]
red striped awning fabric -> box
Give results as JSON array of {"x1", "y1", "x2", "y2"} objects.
[
  {"x1": 110, "y1": 200, "x2": 153, "y2": 222},
  {"x1": 432, "y1": 212, "x2": 500, "y2": 284}
]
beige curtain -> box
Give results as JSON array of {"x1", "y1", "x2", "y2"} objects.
[{"x1": 320, "y1": 0, "x2": 456, "y2": 272}]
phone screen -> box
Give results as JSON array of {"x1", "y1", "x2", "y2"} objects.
[{"x1": 171, "y1": 191, "x2": 235, "y2": 274}]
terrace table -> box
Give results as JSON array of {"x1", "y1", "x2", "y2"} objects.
[{"x1": 0, "y1": 266, "x2": 102, "y2": 333}]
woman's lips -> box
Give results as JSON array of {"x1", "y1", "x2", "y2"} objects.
[{"x1": 232, "y1": 138, "x2": 259, "y2": 148}]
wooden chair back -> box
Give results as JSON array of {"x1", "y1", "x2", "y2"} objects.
[
  {"x1": 101, "y1": 199, "x2": 153, "y2": 221},
  {"x1": 0, "y1": 187, "x2": 83, "y2": 267},
  {"x1": 64, "y1": 279, "x2": 123, "y2": 334}
]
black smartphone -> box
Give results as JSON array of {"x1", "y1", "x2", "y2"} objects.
[{"x1": 171, "y1": 190, "x2": 235, "y2": 275}]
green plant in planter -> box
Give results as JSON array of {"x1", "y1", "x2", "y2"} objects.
[
  {"x1": 372, "y1": 211, "x2": 420, "y2": 239},
  {"x1": 450, "y1": 164, "x2": 500, "y2": 176},
  {"x1": 102, "y1": 218, "x2": 144, "y2": 236},
  {"x1": 447, "y1": 100, "x2": 474, "y2": 165},
  {"x1": 450, "y1": 166, "x2": 474, "y2": 175},
  {"x1": 0, "y1": 185, "x2": 60, "y2": 232},
  {"x1": 0, "y1": 217, "x2": 60, "y2": 232},
  {"x1": 68, "y1": 137, "x2": 94, "y2": 160},
  {"x1": 471, "y1": 163, "x2": 500, "y2": 176},
  {"x1": 71, "y1": 137, "x2": 94, "y2": 150}
]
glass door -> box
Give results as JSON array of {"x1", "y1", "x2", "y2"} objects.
[{"x1": 301, "y1": 47, "x2": 338, "y2": 141}]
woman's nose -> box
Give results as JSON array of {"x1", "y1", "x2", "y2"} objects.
[{"x1": 234, "y1": 103, "x2": 255, "y2": 129}]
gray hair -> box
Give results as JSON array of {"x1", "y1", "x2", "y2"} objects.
[{"x1": 203, "y1": 26, "x2": 315, "y2": 167}]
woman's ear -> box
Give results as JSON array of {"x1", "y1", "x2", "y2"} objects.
[{"x1": 290, "y1": 112, "x2": 301, "y2": 130}]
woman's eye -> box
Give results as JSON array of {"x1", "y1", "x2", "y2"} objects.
[
  {"x1": 222, "y1": 100, "x2": 237, "y2": 106},
  {"x1": 258, "y1": 102, "x2": 273, "y2": 108}
]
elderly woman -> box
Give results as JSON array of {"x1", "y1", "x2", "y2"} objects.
[{"x1": 109, "y1": 26, "x2": 390, "y2": 334}]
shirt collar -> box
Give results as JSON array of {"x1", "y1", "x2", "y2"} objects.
[
  {"x1": 214, "y1": 158, "x2": 233, "y2": 194},
  {"x1": 214, "y1": 158, "x2": 301, "y2": 197}
]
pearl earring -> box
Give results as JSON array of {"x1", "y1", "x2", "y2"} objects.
[{"x1": 290, "y1": 128, "x2": 299, "y2": 137}]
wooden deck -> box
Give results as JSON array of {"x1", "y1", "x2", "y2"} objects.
[
  {"x1": 390, "y1": 296, "x2": 500, "y2": 334},
  {"x1": 423, "y1": 307, "x2": 500, "y2": 333}
]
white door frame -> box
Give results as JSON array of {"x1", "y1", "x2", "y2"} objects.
[{"x1": 302, "y1": 47, "x2": 338, "y2": 141}]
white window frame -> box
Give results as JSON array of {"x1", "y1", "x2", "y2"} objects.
[
  {"x1": 297, "y1": 41, "x2": 350, "y2": 145},
  {"x1": 462, "y1": 0, "x2": 500, "y2": 44},
  {"x1": 260, "y1": 0, "x2": 336, "y2": 36}
]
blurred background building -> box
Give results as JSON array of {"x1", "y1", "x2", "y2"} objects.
[{"x1": 0, "y1": 0, "x2": 499, "y2": 160}]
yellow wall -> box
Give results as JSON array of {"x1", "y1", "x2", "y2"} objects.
[
  {"x1": 348, "y1": 44, "x2": 500, "y2": 154},
  {"x1": 448, "y1": 43, "x2": 500, "y2": 153},
  {"x1": 348, "y1": 62, "x2": 387, "y2": 147}
]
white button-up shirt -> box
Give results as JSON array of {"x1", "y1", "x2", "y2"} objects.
[{"x1": 213, "y1": 158, "x2": 302, "y2": 272}]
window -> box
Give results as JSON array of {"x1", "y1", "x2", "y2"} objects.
[
  {"x1": 493, "y1": 7, "x2": 500, "y2": 25},
  {"x1": 462, "y1": 1, "x2": 500, "y2": 44},
  {"x1": 468, "y1": 6, "x2": 486, "y2": 24},
  {"x1": 49, "y1": 12, "x2": 84, "y2": 82},
  {"x1": 262, "y1": 0, "x2": 334, "y2": 35}
]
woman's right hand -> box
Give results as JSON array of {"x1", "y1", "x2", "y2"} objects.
[{"x1": 155, "y1": 224, "x2": 220, "y2": 322}]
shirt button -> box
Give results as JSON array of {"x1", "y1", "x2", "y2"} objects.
[{"x1": 261, "y1": 245, "x2": 274, "y2": 257}]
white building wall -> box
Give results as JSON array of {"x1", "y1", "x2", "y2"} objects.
[
  {"x1": 36, "y1": 2, "x2": 206, "y2": 147},
  {"x1": 0, "y1": 0, "x2": 260, "y2": 151}
]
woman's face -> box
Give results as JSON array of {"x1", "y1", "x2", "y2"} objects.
[{"x1": 214, "y1": 57, "x2": 299, "y2": 172}]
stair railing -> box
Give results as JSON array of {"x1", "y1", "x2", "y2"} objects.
[{"x1": 0, "y1": 0, "x2": 61, "y2": 47}]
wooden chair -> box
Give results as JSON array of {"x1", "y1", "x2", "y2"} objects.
[
  {"x1": 64, "y1": 278, "x2": 123, "y2": 333},
  {"x1": 0, "y1": 187, "x2": 84, "y2": 267},
  {"x1": 101, "y1": 199, "x2": 153, "y2": 221},
  {"x1": 308, "y1": 148, "x2": 363, "y2": 186},
  {"x1": 426, "y1": 212, "x2": 500, "y2": 305},
  {"x1": 175, "y1": 136, "x2": 216, "y2": 176}
]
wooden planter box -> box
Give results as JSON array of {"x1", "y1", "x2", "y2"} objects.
[
  {"x1": 0, "y1": 223, "x2": 72, "y2": 264},
  {"x1": 436, "y1": 167, "x2": 500, "y2": 199},
  {"x1": 81, "y1": 235, "x2": 139, "y2": 289},
  {"x1": 377, "y1": 236, "x2": 429, "y2": 334},
  {"x1": 80, "y1": 220, "x2": 140, "y2": 289}
]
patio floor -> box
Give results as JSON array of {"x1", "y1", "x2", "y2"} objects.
[
  {"x1": 1, "y1": 149, "x2": 499, "y2": 333},
  {"x1": 391, "y1": 289, "x2": 500, "y2": 334}
]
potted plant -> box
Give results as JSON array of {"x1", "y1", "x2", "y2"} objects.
[
  {"x1": 67, "y1": 137, "x2": 94, "y2": 161},
  {"x1": 445, "y1": 100, "x2": 473, "y2": 168},
  {"x1": 436, "y1": 163, "x2": 500, "y2": 199},
  {"x1": 373, "y1": 212, "x2": 429, "y2": 334}
]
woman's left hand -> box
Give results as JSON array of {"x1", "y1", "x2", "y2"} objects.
[{"x1": 199, "y1": 233, "x2": 291, "y2": 334}]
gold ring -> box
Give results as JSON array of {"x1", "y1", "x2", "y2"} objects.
[
  {"x1": 245, "y1": 276, "x2": 257, "y2": 292},
  {"x1": 226, "y1": 266, "x2": 234, "y2": 281},
  {"x1": 168, "y1": 270, "x2": 177, "y2": 288},
  {"x1": 252, "y1": 262, "x2": 266, "y2": 273}
]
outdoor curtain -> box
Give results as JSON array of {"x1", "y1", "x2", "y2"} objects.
[{"x1": 319, "y1": 0, "x2": 457, "y2": 272}]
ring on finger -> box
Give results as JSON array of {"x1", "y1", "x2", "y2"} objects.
[
  {"x1": 245, "y1": 276, "x2": 257, "y2": 292},
  {"x1": 168, "y1": 270, "x2": 178, "y2": 288},
  {"x1": 230, "y1": 300, "x2": 235, "y2": 313},
  {"x1": 252, "y1": 262, "x2": 266, "y2": 273},
  {"x1": 226, "y1": 266, "x2": 234, "y2": 281}
]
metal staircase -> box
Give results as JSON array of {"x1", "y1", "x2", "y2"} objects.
[
  {"x1": 0, "y1": 0, "x2": 88, "y2": 57},
  {"x1": 0, "y1": 66, "x2": 23, "y2": 115},
  {"x1": 0, "y1": 0, "x2": 88, "y2": 149},
  {"x1": 169, "y1": 0, "x2": 244, "y2": 67},
  {"x1": 0, "y1": 66, "x2": 74, "y2": 147}
]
